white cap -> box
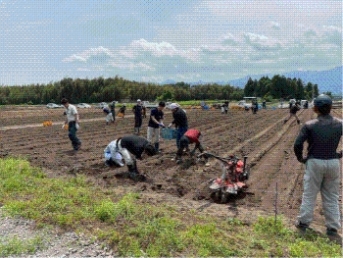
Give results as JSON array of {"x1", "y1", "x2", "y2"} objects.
[
  {"x1": 168, "y1": 103, "x2": 180, "y2": 109},
  {"x1": 137, "y1": 99, "x2": 141, "y2": 102}
]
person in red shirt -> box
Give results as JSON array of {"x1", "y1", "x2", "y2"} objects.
[{"x1": 176, "y1": 128, "x2": 209, "y2": 165}]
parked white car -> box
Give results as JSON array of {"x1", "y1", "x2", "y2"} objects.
[
  {"x1": 77, "y1": 103, "x2": 91, "y2": 108},
  {"x1": 237, "y1": 100, "x2": 252, "y2": 109},
  {"x1": 142, "y1": 101, "x2": 158, "y2": 109},
  {"x1": 46, "y1": 103, "x2": 61, "y2": 109},
  {"x1": 95, "y1": 102, "x2": 108, "y2": 109}
]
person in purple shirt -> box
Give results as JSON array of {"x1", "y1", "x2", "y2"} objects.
[{"x1": 294, "y1": 94, "x2": 342, "y2": 244}]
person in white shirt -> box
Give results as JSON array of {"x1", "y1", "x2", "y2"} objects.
[
  {"x1": 104, "y1": 140, "x2": 124, "y2": 167},
  {"x1": 61, "y1": 98, "x2": 82, "y2": 151}
]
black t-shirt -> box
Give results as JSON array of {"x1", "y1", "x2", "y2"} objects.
[
  {"x1": 133, "y1": 105, "x2": 143, "y2": 117},
  {"x1": 148, "y1": 108, "x2": 164, "y2": 128},
  {"x1": 290, "y1": 104, "x2": 300, "y2": 114},
  {"x1": 120, "y1": 135, "x2": 148, "y2": 159},
  {"x1": 172, "y1": 108, "x2": 188, "y2": 128}
]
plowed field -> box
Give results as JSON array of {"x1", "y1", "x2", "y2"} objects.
[{"x1": 1, "y1": 106, "x2": 342, "y2": 232}]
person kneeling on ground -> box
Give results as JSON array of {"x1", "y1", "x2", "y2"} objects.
[
  {"x1": 104, "y1": 140, "x2": 125, "y2": 167},
  {"x1": 176, "y1": 128, "x2": 209, "y2": 166},
  {"x1": 110, "y1": 135, "x2": 157, "y2": 181}
]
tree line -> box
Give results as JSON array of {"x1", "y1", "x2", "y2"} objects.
[{"x1": 0, "y1": 75, "x2": 319, "y2": 105}]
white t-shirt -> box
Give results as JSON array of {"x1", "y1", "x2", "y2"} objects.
[
  {"x1": 104, "y1": 140, "x2": 123, "y2": 161},
  {"x1": 65, "y1": 104, "x2": 78, "y2": 122}
]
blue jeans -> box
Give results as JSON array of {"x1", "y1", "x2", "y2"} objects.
[
  {"x1": 68, "y1": 121, "x2": 81, "y2": 150},
  {"x1": 176, "y1": 126, "x2": 188, "y2": 149}
]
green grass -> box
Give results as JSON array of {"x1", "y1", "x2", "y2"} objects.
[
  {"x1": 0, "y1": 235, "x2": 45, "y2": 257},
  {"x1": 0, "y1": 157, "x2": 341, "y2": 257}
]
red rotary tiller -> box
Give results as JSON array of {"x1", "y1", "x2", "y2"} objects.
[{"x1": 198, "y1": 152, "x2": 250, "y2": 203}]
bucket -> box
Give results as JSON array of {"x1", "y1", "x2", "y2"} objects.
[{"x1": 161, "y1": 128, "x2": 177, "y2": 140}]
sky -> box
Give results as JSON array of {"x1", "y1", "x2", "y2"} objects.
[{"x1": 0, "y1": 0, "x2": 342, "y2": 86}]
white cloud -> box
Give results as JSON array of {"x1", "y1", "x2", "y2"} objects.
[
  {"x1": 58, "y1": 0, "x2": 341, "y2": 84},
  {"x1": 270, "y1": 21, "x2": 281, "y2": 30},
  {"x1": 63, "y1": 46, "x2": 113, "y2": 63}
]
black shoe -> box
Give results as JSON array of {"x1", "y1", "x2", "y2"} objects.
[
  {"x1": 129, "y1": 172, "x2": 146, "y2": 182},
  {"x1": 295, "y1": 221, "x2": 308, "y2": 236},
  {"x1": 75, "y1": 142, "x2": 81, "y2": 151},
  {"x1": 297, "y1": 120, "x2": 300, "y2": 124},
  {"x1": 327, "y1": 228, "x2": 342, "y2": 245}
]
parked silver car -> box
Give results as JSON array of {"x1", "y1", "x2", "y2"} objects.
[
  {"x1": 95, "y1": 102, "x2": 108, "y2": 109},
  {"x1": 46, "y1": 103, "x2": 61, "y2": 109},
  {"x1": 77, "y1": 103, "x2": 92, "y2": 108}
]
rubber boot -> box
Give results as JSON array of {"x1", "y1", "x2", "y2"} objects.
[
  {"x1": 176, "y1": 154, "x2": 183, "y2": 164},
  {"x1": 127, "y1": 162, "x2": 145, "y2": 182},
  {"x1": 154, "y1": 142, "x2": 159, "y2": 153},
  {"x1": 127, "y1": 164, "x2": 138, "y2": 179}
]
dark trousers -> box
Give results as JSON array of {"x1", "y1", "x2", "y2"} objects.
[
  {"x1": 68, "y1": 121, "x2": 81, "y2": 150},
  {"x1": 176, "y1": 126, "x2": 188, "y2": 149},
  {"x1": 177, "y1": 135, "x2": 206, "y2": 159},
  {"x1": 111, "y1": 108, "x2": 115, "y2": 121},
  {"x1": 134, "y1": 116, "x2": 142, "y2": 128}
]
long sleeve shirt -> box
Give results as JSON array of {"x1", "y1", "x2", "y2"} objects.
[
  {"x1": 120, "y1": 135, "x2": 149, "y2": 159},
  {"x1": 294, "y1": 114, "x2": 342, "y2": 160},
  {"x1": 171, "y1": 108, "x2": 188, "y2": 128}
]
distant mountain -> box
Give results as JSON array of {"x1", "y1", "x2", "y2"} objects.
[
  {"x1": 160, "y1": 66, "x2": 342, "y2": 94},
  {"x1": 228, "y1": 66, "x2": 342, "y2": 94}
]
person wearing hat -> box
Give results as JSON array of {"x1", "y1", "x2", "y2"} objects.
[
  {"x1": 294, "y1": 94, "x2": 342, "y2": 244},
  {"x1": 167, "y1": 103, "x2": 188, "y2": 155},
  {"x1": 61, "y1": 98, "x2": 82, "y2": 152},
  {"x1": 109, "y1": 135, "x2": 157, "y2": 181},
  {"x1": 132, "y1": 99, "x2": 143, "y2": 135}
]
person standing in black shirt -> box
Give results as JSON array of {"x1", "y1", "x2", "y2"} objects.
[
  {"x1": 109, "y1": 101, "x2": 116, "y2": 122},
  {"x1": 147, "y1": 101, "x2": 165, "y2": 152},
  {"x1": 294, "y1": 94, "x2": 342, "y2": 244},
  {"x1": 284, "y1": 100, "x2": 301, "y2": 124},
  {"x1": 167, "y1": 103, "x2": 188, "y2": 151},
  {"x1": 132, "y1": 99, "x2": 143, "y2": 135}
]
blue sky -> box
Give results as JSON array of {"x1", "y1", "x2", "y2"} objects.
[{"x1": 0, "y1": 0, "x2": 341, "y2": 86}]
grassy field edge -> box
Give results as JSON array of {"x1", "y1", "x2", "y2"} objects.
[{"x1": 0, "y1": 157, "x2": 340, "y2": 257}]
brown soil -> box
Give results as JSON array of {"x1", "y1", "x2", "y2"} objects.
[{"x1": 1, "y1": 106, "x2": 342, "y2": 233}]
